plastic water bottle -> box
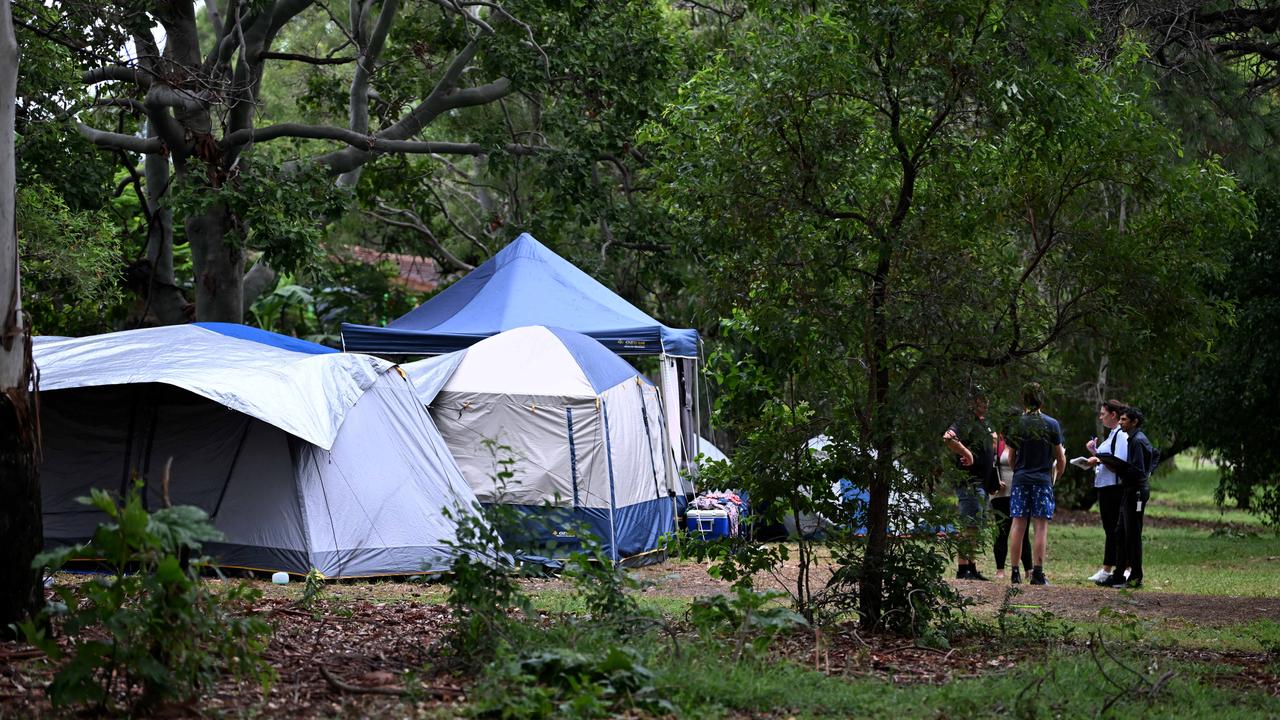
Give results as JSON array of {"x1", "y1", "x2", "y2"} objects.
[{"x1": 271, "y1": 572, "x2": 289, "y2": 585}]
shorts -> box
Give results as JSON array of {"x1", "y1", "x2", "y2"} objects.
[
  {"x1": 1009, "y1": 483, "x2": 1055, "y2": 519},
  {"x1": 955, "y1": 485, "x2": 986, "y2": 526}
]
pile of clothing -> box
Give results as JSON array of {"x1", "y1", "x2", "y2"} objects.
[{"x1": 691, "y1": 491, "x2": 747, "y2": 537}]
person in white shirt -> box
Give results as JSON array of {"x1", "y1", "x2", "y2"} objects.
[{"x1": 1085, "y1": 399, "x2": 1128, "y2": 585}]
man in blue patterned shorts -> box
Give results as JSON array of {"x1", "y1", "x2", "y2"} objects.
[{"x1": 1004, "y1": 382, "x2": 1067, "y2": 586}]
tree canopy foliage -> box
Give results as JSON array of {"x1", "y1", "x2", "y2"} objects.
[
  {"x1": 644, "y1": 0, "x2": 1249, "y2": 624},
  {"x1": 12, "y1": 0, "x2": 686, "y2": 327}
]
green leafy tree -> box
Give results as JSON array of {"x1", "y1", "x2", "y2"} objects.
[
  {"x1": 1146, "y1": 189, "x2": 1280, "y2": 522},
  {"x1": 1091, "y1": 0, "x2": 1280, "y2": 521},
  {"x1": 646, "y1": 0, "x2": 1249, "y2": 627},
  {"x1": 16, "y1": 0, "x2": 684, "y2": 325},
  {"x1": 16, "y1": 183, "x2": 124, "y2": 335}
]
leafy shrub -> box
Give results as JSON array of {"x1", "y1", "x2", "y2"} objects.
[
  {"x1": 440, "y1": 449, "x2": 535, "y2": 668},
  {"x1": 298, "y1": 567, "x2": 327, "y2": 611},
  {"x1": 559, "y1": 539, "x2": 646, "y2": 629},
  {"x1": 439, "y1": 499, "x2": 533, "y2": 669},
  {"x1": 20, "y1": 485, "x2": 273, "y2": 713},
  {"x1": 666, "y1": 527, "x2": 792, "y2": 590},
  {"x1": 473, "y1": 644, "x2": 675, "y2": 720},
  {"x1": 822, "y1": 531, "x2": 970, "y2": 641},
  {"x1": 688, "y1": 587, "x2": 808, "y2": 659},
  {"x1": 990, "y1": 587, "x2": 1076, "y2": 645}
]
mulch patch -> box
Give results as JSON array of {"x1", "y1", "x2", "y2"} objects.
[
  {"x1": 769, "y1": 624, "x2": 1031, "y2": 684},
  {"x1": 0, "y1": 596, "x2": 470, "y2": 719},
  {"x1": 1166, "y1": 648, "x2": 1280, "y2": 698}
]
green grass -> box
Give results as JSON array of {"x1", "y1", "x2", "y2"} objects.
[
  {"x1": 529, "y1": 586, "x2": 692, "y2": 617},
  {"x1": 1043, "y1": 523, "x2": 1280, "y2": 596},
  {"x1": 661, "y1": 649, "x2": 1280, "y2": 719},
  {"x1": 1070, "y1": 617, "x2": 1280, "y2": 653},
  {"x1": 1145, "y1": 456, "x2": 1266, "y2": 526},
  {"x1": 1025, "y1": 461, "x2": 1280, "y2": 596}
]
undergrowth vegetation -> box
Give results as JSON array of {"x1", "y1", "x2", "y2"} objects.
[{"x1": 19, "y1": 485, "x2": 272, "y2": 715}]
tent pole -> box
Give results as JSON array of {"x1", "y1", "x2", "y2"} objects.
[{"x1": 601, "y1": 399, "x2": 619, "y2": 565}]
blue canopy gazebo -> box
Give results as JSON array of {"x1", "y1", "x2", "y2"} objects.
[{"x1": 340, "y1": 233, "x2": 702, "y2": 483}]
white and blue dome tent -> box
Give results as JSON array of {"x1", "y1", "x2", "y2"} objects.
[
  {"x1": 783, "y1": 436, "x2": 948, "y2": 539},
  {"x1": 35, "y1": 323, "x2": 484, "y2": 578},
  {"x1": 340, "y1": 233, "x2": 703, "y2": 493},
  {"x1": 404, "y1": 326, "x2": 680, "y2": 565}
]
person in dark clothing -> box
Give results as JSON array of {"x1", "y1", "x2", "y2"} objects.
[
  {"x1": 943, "y1": 392, "x2": 995, "y2": 581},
  {"x1": 1005, "y1": 382, "x2": 1067, "y2": 586},
  {"x1": 1101, "y1": 407, "x2": 1156, "y2": 589},
  {"x1": 990, "y1": 431, "x2": 1032, "y2": 580}
]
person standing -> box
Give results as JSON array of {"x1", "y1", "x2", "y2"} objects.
[
  {"x1": 1104, "y1": 407, "x2": 1156, "y2": 589},
  {"x1": 1085, "y1": 400, "x2": 1129, "y2": 585},
  {"x1": 943, "y1": 390, "x2": 995, "y2": 581},
  {"x1": 1005, "y1": 382, "x2": 1067, "y2": 586},
  {"x1": 990, "y1": 430, "x2": 1032, "y2": 580}
]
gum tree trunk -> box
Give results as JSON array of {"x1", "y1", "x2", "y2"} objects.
[
  {"x1": 139, "y1": 125, "x2": 191, "y2": 325},
  {"x1": 186, "y1": 202, "x2": 244, "y2": 322},
  {"x1": 0, "y1": 0, "x2": 45, "y2": 637}
]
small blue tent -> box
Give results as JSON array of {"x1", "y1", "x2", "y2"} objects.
[{"x1": 339, "y1": 233, "x2": 700, "y2": 358}]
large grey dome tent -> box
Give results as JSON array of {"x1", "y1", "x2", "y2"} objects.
[
  {"x1": 35, "y1": 324, "x2": 483, "y2": 578},
  {"x1": 403, "y1": 326, "x2": 680, "y2": 564}
]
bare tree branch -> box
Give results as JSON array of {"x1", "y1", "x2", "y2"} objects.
[
  {"x1": 307, "y1": 35, "x2": 517, "y2": 173},
  {"x1": 223, "y1": 121, "x2": 545, "y2": 156},
  {"x1": 204, "y1": 0, "x2": 225, "y2": 40},
  {"x1": 94, "y1": 98, "x2": 147, "y2": 115},
  {"x1": 340, "y1": 0, "x2": 401, "y2": 187},
  {"x1": 366, "y1": 202, "x2": 475, "y2": 271},
  {"x1": 82, "y1": 65, "x2": 154, "y2": 88},
  {"x1": 259, "y1": 50, "x2": 354, "y2": 64},
  {"x1": 421, "y1": 180, "x2": 491, "y2": 255},
  {"x1": 431, "y1": 0, "x2": 496, "y2": 35},
  {"x1": 75, "y1": 122, "x2": 164, "y2": 153}
]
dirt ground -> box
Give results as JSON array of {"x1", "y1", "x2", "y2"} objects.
[
  {"x1": 3, "y1": 517, "x2": 1279, "y2": 718},
  {"x1": 621, "y1": 560, "x2": 1280, "y2": 628}
]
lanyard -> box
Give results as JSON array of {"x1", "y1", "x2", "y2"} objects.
[{"x1": 1104, "y1": 427, "x2": 1119, "y2": 453}]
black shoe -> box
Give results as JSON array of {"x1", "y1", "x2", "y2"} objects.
[
  {"x1": 1010, "y1": 568, "x2": 1021, "y2": 584},
  {"x1": 1111, "y1": 576, "x2": 1142, "y2": 589},
  {"x1": 969, "y1": 567, "x2": 990, "y2": 582},
  {"x1": 1030, "y1": 570, "x2": 1049, "y2": 586},
  {"x1": 956, "y1": 566, "x2": 971, "y2": 580},
  {"x1": 1102, "y1": 573, "x2": 1127, "y2": 587}
]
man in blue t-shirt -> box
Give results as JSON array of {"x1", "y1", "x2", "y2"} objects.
[{"x1": 1004, "y1": 382, "x2": 1066, "y2": 586}]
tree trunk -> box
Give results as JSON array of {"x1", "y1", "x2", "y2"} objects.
[
  {"x1": 140, "y1": 131, "x2": 191, "y2": 325},
  {"x1": 859, "y1": 267, "x2": 893, "y2": 629},
  {"x1": 0, "y1": 0, "x2": 44, "y2": 637},
  {"x1": 186, "y1": 202, "x2": 244, "y2": 322}
]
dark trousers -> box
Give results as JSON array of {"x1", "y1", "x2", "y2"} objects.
[
  {"x1": 991, "y1": 496, "x2": 1032, "y2": 571},
  {"x1": 1097, "y1": 485, "x2": 1124, "y2": 567},
  {"x1": 1114, "y1": 484, "x2": 1149, "y2": 581}
]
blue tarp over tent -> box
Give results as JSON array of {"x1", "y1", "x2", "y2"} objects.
[
  {"x1": 195, "y1": 322, "x2": 337, "y2": 354},
  {"x1": 340, "y1": 233, "x2": 700, "y2": 358}
]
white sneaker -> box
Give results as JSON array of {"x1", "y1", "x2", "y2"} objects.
[{"x1": 1088, "y1": 568, "x2": 1111, "y2": 583}]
